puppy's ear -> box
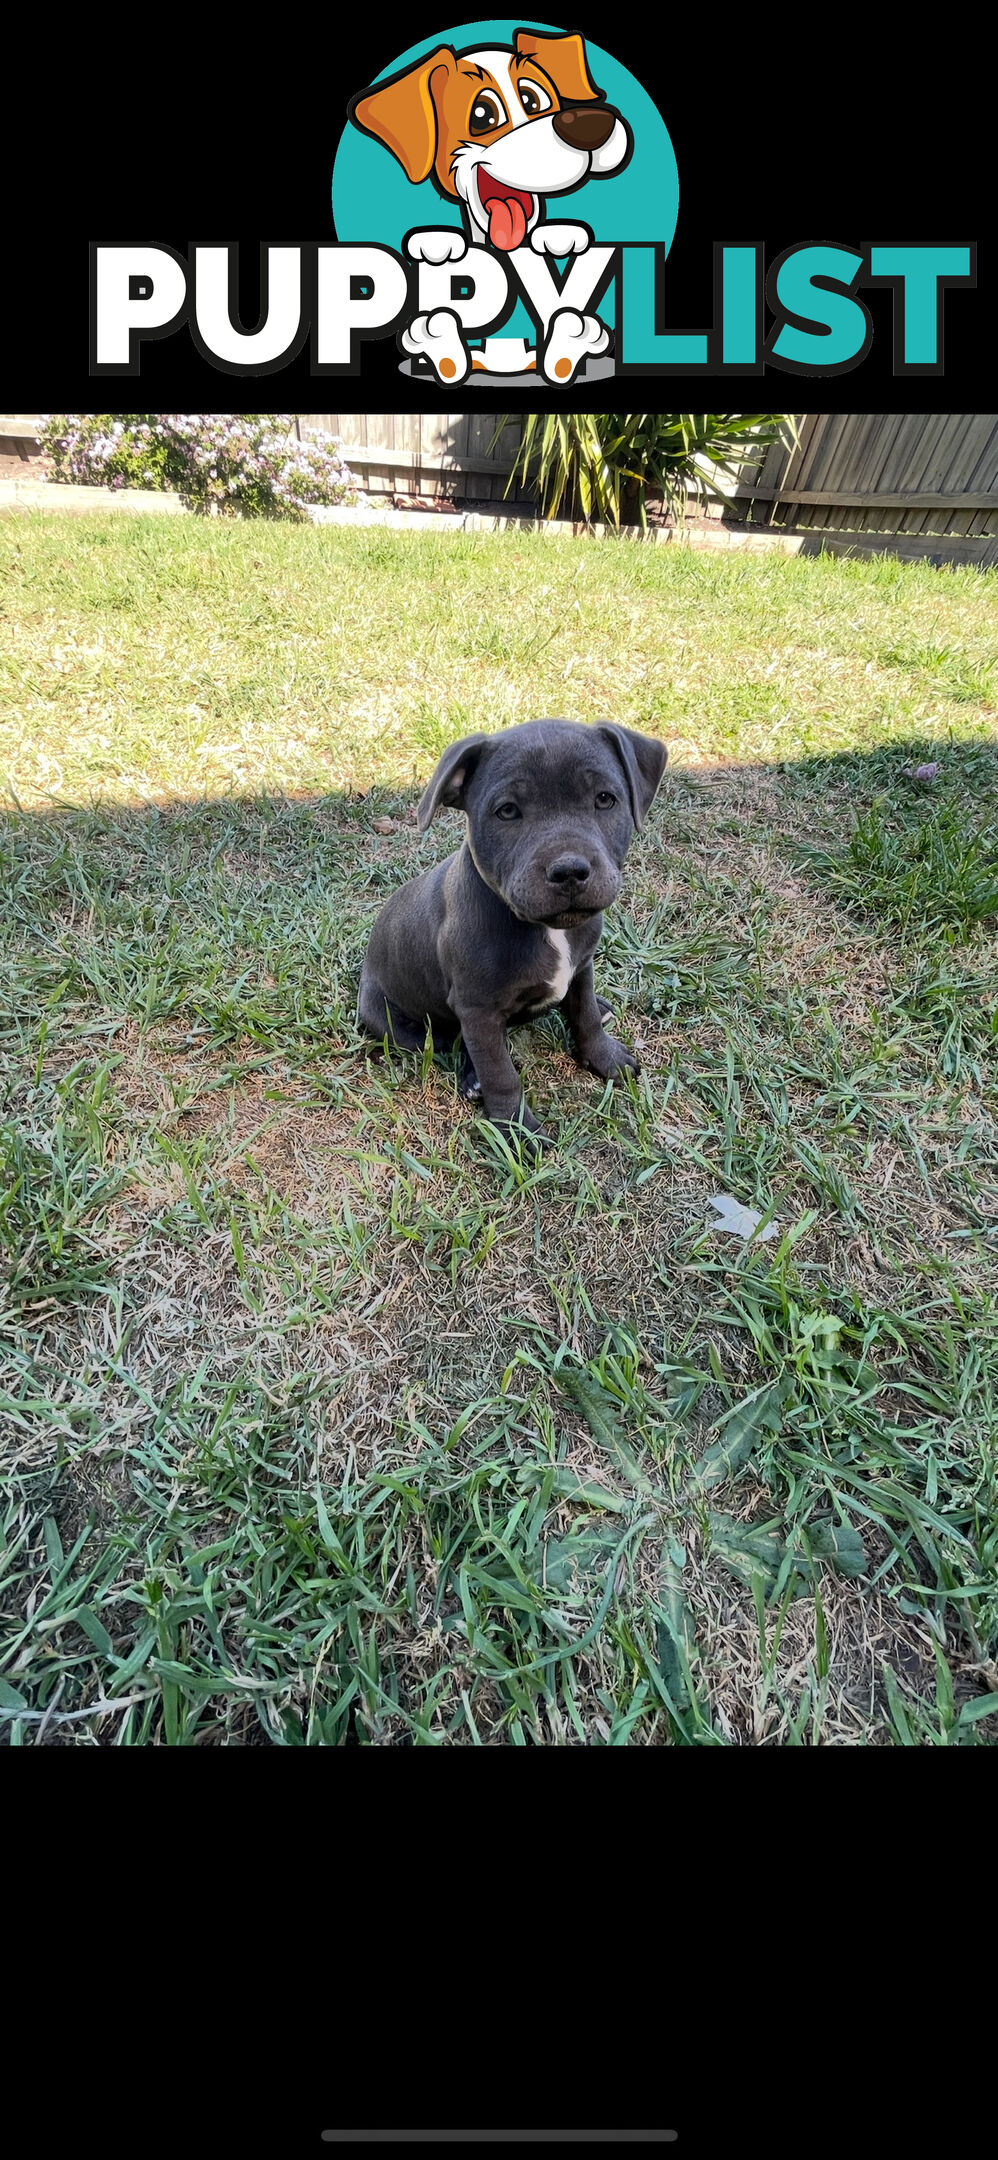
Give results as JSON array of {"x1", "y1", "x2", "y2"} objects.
[
  {"x1": 513, "y1": 28, "x2": 603, "y2": 103},
  {"x1": 594, "y1": 725, "x2": 667, "y2": 830},
  {"x1": 417, "y1": 733, "x2": 490, "y2": 830},
  {"x1": 350, "y1": 47, "x2": 456, "y2": 183}
]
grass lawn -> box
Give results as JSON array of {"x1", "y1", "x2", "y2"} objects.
[{"x1": 1, "y1": 508, "x2": 997, "y2": 1745}]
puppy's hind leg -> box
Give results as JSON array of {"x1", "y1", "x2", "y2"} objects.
[
  {"x1": 357, "y1": 964, "x2": 424, "y2": 1052},
  {"x1": 456, "y1": 1038, "x2": 482, "y2": 1100},
  {"x1": 356, "y1": 961, "x2": 388, "y2": 1044},
  {"x1": 400, "y1": 309, "x2": 470, "y2": 386}
]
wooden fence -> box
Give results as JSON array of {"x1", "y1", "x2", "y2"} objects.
[
  {"x1": 5, "y1": 413, "x2": 997, "y2": 564},
  {"x1": 735, "y1": 413, "x2": 998, "y2": 567},
  {"x1": 298, "y1": 412, "x2": 530, "y2": 505},
  {"x1": 302, "y1": 411, "x2": 998, "y2": 565}
]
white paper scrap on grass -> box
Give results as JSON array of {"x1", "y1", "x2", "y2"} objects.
[{"x1": 706, "y1": 1194, "x2": 779, "y2": 1242}]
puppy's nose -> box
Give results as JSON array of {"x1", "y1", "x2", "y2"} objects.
[
  {"x1": 547, "y1": 854, "x2": 592, "y2": 887},
  {"x1": 552, "y1": 105, "x2": 617, "y2": 151}
]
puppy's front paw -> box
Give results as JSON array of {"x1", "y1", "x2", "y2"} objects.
[
  {"x1": 581, "y1": 1032, "x2": 638, "y2": 1084},
  {"x1": 406, "y1": 230, "x2": 468, "y2": 265},
  {"x1": 400, "y1": 308, "x2": 470, "y2": 383},
  {"x1": 529, "y1": 223, "x2": 590, "y2": 257}
]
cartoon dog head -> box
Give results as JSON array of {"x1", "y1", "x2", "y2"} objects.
[{"x1": 349, "y1": 28, "x2": 631, "y2": 251}]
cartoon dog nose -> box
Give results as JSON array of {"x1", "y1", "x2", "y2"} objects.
[
  {"x1": 551, "y1": 105, "x2": 618, "y2": 151},
  {"x1": 547, "y1": 854, "x2": 592, "y2": 887}
]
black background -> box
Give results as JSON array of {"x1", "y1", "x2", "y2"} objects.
[
  {"x1": 14, "y1": 11, "x2": 988, "y2": 413},
  {"x1": 13, "y1": 1770, "x2": 970, "y2": 2160}
]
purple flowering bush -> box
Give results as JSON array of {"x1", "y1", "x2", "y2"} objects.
[
  {"x1": 40, "y1": 415, "x2": 174, "y2": 494},
  {"x1": 38, "y1": 415, "x2": 363, "y2": 521},
  {"x1": 163, "y1": 416, "x2": 363, "y2": 519}
]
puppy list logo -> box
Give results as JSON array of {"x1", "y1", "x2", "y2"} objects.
[
  {"x1": 344, "y1": 24, "x2": 636, "y2": 384},
  {"x1": 90, "y1": 19, "x2": 977, "y2": 381}
]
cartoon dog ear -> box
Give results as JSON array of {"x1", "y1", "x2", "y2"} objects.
[
  {"x1": 594, "y1": 725, "x2": 668, "y2": 830},
  {"x1": 417, "y1": 734, "x2": 491, "y2": 830},
  {"x1": 350, "y1": 46, "x2": 456, "y2": 184},
  {"x1": 513, "y1": 28, "x2": 604, "y2": 103}
]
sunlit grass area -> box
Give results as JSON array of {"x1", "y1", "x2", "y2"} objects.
[{"x1": 3, "y1": 512, "x2": 995, "y2": 806}]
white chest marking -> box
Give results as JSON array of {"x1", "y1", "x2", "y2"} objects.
[{"x1": 545, "y1": 929, "x2": 574, "y2": 1004}]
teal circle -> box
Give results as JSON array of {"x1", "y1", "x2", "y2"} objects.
[{"x1": 331, "y1": 21, "x2": 679, "y2": 341}]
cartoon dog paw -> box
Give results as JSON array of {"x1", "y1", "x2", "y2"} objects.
[
  {"x1": 540, "y1": 306, "x2": 609, "y2": 385},
  {"x1": 529, "y1": 224, "x2": 591, "y2": 257},
  {"x1": 405, "y1": 229, "x2": 468, "y2": 265},
  {"x1": 400, "y1": 308, "x2": 470, "y2": 383}
]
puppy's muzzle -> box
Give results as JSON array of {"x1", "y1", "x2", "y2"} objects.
[
  {"x1": 547, "y1": 851, "x2": 593, "y2": 895},
  {"x1": 551, "y1": 105, "x2": 619, "y2": 151}
]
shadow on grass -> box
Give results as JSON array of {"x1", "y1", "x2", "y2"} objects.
[
  {"x1": 771, "y1": 735, "x2": 998, "y2": 942},
  {"x1": 2, "y1": 732, "x2": 997, "y2": 1746},
  {"x1": 0, "y1": 731, "x2": 996, "y2": 1087}
]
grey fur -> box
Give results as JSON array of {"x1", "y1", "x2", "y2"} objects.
[{"x1": 357, "y1": 718, "x2": 667, "y2": 1146}]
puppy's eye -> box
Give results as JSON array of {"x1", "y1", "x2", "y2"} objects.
[
  {"x1": 495, "y1": 802, "x2": 521, "y2": 820},
  {"x1": 517, "y1": 80, "x2": 552, "y2": 117},
  {"x1": 469, "y1": 92, "x2": 507, "y2": 134},
  {"x1": 595, "y1": 790, "x2": 617, "y2": 809}
]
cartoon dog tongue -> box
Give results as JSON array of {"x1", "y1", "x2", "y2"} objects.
[
  {"x1": 479, "y1": 177, "x2": 532, "y2": 252},
  {"x1": 487, "y1": 194, "x2": 527, "y2": 250}
]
